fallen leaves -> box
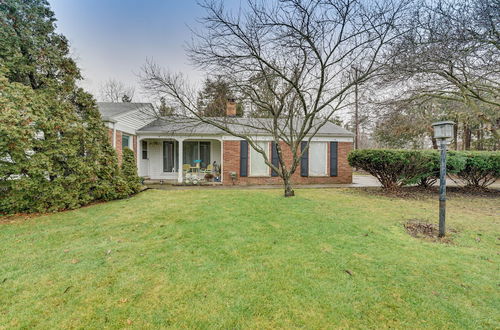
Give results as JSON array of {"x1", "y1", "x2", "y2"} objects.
[{"x1": 404, "y1": 219, "x2": 456, "y2": 243}]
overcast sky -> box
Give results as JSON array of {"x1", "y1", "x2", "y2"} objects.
[{"x1": 49, "y1": 0, "x2": 241, "y2": 101}]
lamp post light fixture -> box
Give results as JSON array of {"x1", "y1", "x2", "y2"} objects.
[{"x1": 432, "y1": 121, "x2": 455, "y2": 237}]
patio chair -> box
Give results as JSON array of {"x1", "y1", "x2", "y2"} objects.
[
  {"x1": 182, "y1": 164, "x2": 190, "y2": 174},
  {"x1": 200, "y1": 164, "x2": 213, "y2": 174}
]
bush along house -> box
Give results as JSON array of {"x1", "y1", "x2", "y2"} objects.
[{"x1": 98, "y1": 101, "x2": 354, "y2": 185}]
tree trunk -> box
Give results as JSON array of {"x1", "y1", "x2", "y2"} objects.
[
  {"x1": 431, "y1": 137, "x2": 438, "y2": 149},
  {"x1": 283, "y1": 176, "x2": 295, "y2": 197},
  {"x1": 464, "y1": 123, "x2": 471, "y2": 150},
  {"x1": 453, "y1": 120, "x2": 458, "y2": 150},
  {"x1": 476, "y1": 124, "x2": 483, "y2": 150}
]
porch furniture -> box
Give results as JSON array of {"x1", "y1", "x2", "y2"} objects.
[
  {"x1": 182, "y1": 164, "x2": 190, "y2": 174},
  {"x1": 200, "y1": 164, "x2": 213, "y2": 174}
]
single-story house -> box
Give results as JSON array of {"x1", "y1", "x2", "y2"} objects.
[{"x1": 98, "y1": 101, "x2": 354, "y2": 185}]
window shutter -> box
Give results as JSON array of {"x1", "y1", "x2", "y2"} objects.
[
  {"x1": 330, "y1": 142, "x2": 338, "y2": 177},
  {"x1": 271, "y1": 142, "x2": 279, "y2": 177},
  {"x1": 300, "y1": 141, "x2": 308, "y2": 177},
  {"x1": 240, "y1": 140, "x2": 248, "y2": 177}
]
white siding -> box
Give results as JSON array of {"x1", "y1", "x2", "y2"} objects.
[
  {"x1": 114, "y1": 108, "x2": 156, "y2": 133},
  {"x1": 211, "y1": 140, "x2": 221, "y2": 166}
]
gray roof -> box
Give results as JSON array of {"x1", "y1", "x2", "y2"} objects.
[
  {"x1": 97, "y1": 102, "x2": 154, "y2": 121},
  {"x1": 137, "y1": 116, "x2": 354, "y2": 137}
]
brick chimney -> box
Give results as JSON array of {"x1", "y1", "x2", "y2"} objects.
[{"x1": 226, "y1": 98, "x2": 236, "y2": 117}]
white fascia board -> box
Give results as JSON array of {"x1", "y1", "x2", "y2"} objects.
[
  {"x1": 222, "y1": 135, "x2": 354, "y2": 142},
  {"x1": 137, "y1": 132, "x2": 353, "y2": 142},
  {"x1": 137, "y1": 134, "x2": 224, "y2": 141}
]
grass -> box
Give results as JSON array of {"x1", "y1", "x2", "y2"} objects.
[{"x1": 0, "y1": 188, "x2": 499, "y2": 329}]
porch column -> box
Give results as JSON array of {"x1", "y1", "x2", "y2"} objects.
[{"x1": 177, "y1": 138, "x2": 184, "y2": 183}]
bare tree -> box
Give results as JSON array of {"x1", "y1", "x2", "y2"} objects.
[
  {"x1": 383, "y1": 0, "x2": 500, "y2": 140},
  {"x1": 141, "y1": 0, "x2": 410, "y2": 197},
  {"x1": 99, "y1": 78, "x2": 135, "y2": 102}
]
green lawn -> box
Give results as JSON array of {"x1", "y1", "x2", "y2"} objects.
[{"x1": 1, "y1": 188, "x2": 498, "y2": 329}]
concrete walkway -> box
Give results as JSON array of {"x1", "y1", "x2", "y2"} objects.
[
  {"x1": 146, "y1": 175, "x2": 500, "y2": 191},
  {"x1": 146, "y1": 175, "x2": 380, "y2": 190}
]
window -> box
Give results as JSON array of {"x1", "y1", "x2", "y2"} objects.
[
  {"x1": 122, "y1": 134, "x2": 130, "y2": 149},
  {"x1": 142, "y1": 141, "x2": 148, "y2": 159},
  {"x1": 199, "y1": 142, "x2": 211, "y2": 168},
  {"x1": 163, "y1": 141, "x2": 176, "y2": 172},
  {"x1": 249, "y1": 141, "x2": 269, "y2": 176},
  {"x1": 308, "y1": 142, "x2": 327, "y2": 176},
  {"x1": 183, "y1": 141, "x2": 211, "y2": 168}
]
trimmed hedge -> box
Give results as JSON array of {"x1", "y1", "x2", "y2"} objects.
[
  {"x1": 451, "y1": 151, "x2": 500, "y2": 188},
  {"x1": 348, "y1": 149, "x2": 468, "y2": 189}
]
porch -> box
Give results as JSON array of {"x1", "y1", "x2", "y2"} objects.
[{"x1": 137, "y1": 137, "x2": 223, "y2": 183}]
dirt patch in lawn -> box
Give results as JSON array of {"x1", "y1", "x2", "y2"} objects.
[
  {"x1": 361, "y1": 186, "x2": 500, "y2": 200},
  {"x1": 404, "y1": 219, "x2": 457, "y2": 243}
]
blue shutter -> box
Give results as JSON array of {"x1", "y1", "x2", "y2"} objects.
[
  {"x1": 240, "y1": 140, "x2": 248, "y2": 177},
  {"x1": 330, "y1": 142, "x2": 338, "y2": 177},
  {"x1": 300, "y1": 141, "x2": 308, "y2": 177},
  {"x1": 271, "y1": 142, "x2": 279, "y2": 177}
]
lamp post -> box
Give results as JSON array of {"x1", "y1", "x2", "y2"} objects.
[{"x1": 432, "y1": 121, "x2": 455, "y2": 237}]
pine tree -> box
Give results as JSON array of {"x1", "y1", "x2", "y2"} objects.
[
  {"x1": 0, "y1": 0, "x2": 134, "y2": 213},
  {"x1": 196, "y1": 77, "x2": 244, "y2": 117},
  {"x1": 121, "y1": 148, "x2": 141, "y2": 194}
]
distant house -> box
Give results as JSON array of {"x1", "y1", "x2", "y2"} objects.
[{"x1": 98, "y1": 101, "x2": 354, "y2": 185}]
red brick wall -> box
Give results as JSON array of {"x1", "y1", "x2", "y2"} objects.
[
  {"x1": 222, "y1": 140, "x2": 352, "y2": 185},
  {"x1": 113, "y1": 130, "x2": 137, "y2": 164},
  {"x1": 115, "y1": 130, "x2": 123, "y2": 163}
]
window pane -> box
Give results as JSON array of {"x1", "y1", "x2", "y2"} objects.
[
  {"x1": 163, "y1": 141, "x2": 175, "y2": 172},
  {"x1": 250, "y1": 141, "x2": 269, "y2": 176},
  {"x1": 308, "y1": 142, "x2": 327, "y2": 176},
  {"x1": 122, "y1": 135, "x2": 129, "y2": 148},
  {"x1": 199, "y1": 142, "x2": 211, "y2": 168},
  {"x1": 183, "y1": 142, "x2": 198, "y2": 166},
  {"x1": 142, "y1": 141, "x2": 148, "y2": 159}
]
